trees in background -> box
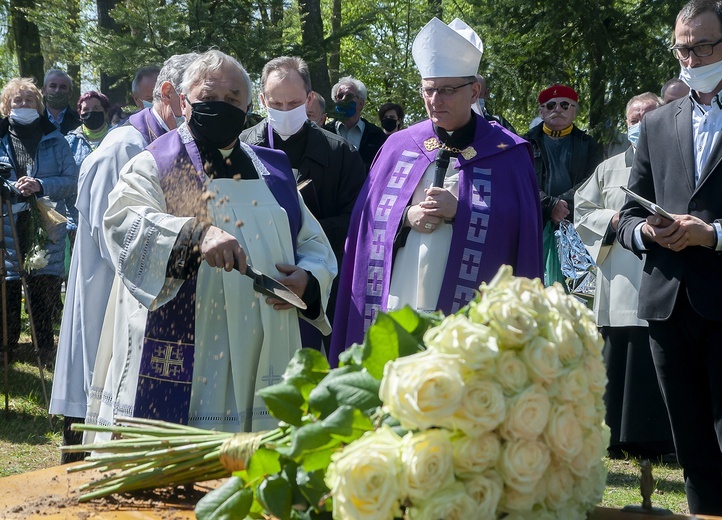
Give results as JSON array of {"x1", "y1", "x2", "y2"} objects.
[{"x1": 0, "y1": 0, "x2": 685, "y2": 140}]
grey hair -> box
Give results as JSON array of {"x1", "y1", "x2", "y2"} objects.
[
  {"x1": 331, "y1": 76, "x2": 367, "y2": 101},
  {"x1": 179, "y1": 50, "x2": 253, "y2": 106},
  {"x1": 261, "y1": 56, "x2": 312, "y2": 95},
  {"x1": 132, "y1": 65, "x2": 161, "y2": 95},
  {"x1": 43, "y1": 68, "x2": 72, "y2": 90},
  {"x1": 626, "y1": 92, "x2": 663, "y2": 115},
  {"x1": 153, "y1": 53, "x2": 199, "y2": 102},
  {"x1": 310, "y1": 91, "x2": 326, "y2": 112}
]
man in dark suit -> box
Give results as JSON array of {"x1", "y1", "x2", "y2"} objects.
[
  {"x1": 324, "y1": 76, "x2": 386, "y2": 171},
  {"x1": 617, "y1": 0, "x2": 722, "y2": 514},
  {"x1": 42, "y1": 68, "x2": 81, "y2": 135},
  {"x1": 241, "y1": 56, "x2": 367, "y2": 351}
]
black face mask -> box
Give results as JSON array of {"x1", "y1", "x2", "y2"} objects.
[
  {"x1": 82, "y1": 111, "x2": 106, "y2": 131},
  {"x1": 381, "y1": 117, "x2": 399, "y2": 132},
  {"x1": 188, "y1": 101, "x2": 247, "y2": 149}
]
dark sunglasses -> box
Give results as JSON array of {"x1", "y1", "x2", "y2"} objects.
[{"x1": 542, "y1": 101, "x2": 576, "y2": 111}]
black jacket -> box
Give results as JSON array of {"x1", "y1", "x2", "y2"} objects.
[
  {"x1": 324, "y1": 117, "x2": 386, "y2": 172},
  {"x1": 618, "y1": 97, "x2": 722, "y2": 322},
  {"x1": 44, "y1": 106, "x2": 81, "y2": 136},
  {"x1": 240, "y1": 120, "x2": 367, "y2": 259},
  {"x1": 524, "y1": 123, "x2": 603, "y2": 223}
]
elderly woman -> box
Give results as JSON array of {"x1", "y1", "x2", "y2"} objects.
[{"x1": 0, "y1": 78, "x2": 76, "y2": 365}]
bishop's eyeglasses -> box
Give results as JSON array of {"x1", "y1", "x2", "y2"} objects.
[{"x1": 419, "y1": 81, "x2": 474, "y2": 99}]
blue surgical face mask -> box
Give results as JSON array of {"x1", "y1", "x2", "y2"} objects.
[
  {"x1": 333, "y1": 100, "x2": 357, "y2": 119},
  {"x1": 476, "y1": 98, "x2": 485, "y2": 113},
  {"x1": 142, "y1": 99, "x2": 153, "y2": 109},
  {"x1": 627, "y1": 122, "x2": 640, "y2": 147}
]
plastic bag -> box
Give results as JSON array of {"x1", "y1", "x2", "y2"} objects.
[
  {"x1": 555, "y1": 219, "x2": 596, "y2": 302},
  {"x1": 543, "y1": 221, "x2": 565, "y2": 288}
]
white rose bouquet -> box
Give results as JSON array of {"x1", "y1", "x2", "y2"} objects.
[{"x1": 70, "y1": 266, "x2": 608, "y2": 519}]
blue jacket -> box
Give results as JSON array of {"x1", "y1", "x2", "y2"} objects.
[{"x1": 0, "y1": 116, "x2": 77, "y2": 279}]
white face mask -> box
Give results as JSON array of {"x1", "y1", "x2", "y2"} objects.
[
  {"x1": 10, "y1": 108, "x2": 40, "y2": 125},
  {"x1": 266, "y1": 104, "x2": 308, "y2": 140},
  {"x1": 679, "y1": 60, "x2": 722, "y2": 94}
]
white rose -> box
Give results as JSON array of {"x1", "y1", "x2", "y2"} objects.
[
  {"x1": 521, "y1": 336, "x2": 563, "y2": 383},
  {"x1": 452, "y1": 432, "x2": 501, "y2": 478},
  {"x1": 555, "y1": 366, "x2": 590, "y2": 403},
  {"x1": 508, "y1": 277, "x2": 550, "y2": 318},
  {"x1": 543, "y1": 311, "x2": 583, "y2": 366},
  {"x1": 495, "y1": 350, "x2": 530, "y2": 395},
  {"x1": 578, "y1": 318, "x2": 604, "y2": 356},
  {"x1": 543, "y1": 284, "x2": 577, "y2": 322},
  {"x1": 452, "y1": 377, "x2": 506, "y2": 437},
  {"x1": 423, "y1": 314, "x2": 499, "y2": 372},
  {"x1": 539, "y1": 462, "x2": 575, "y2": 511},
  {"x1": 500, "y1": 384, "x2": 551, "y2": 441},
  {"x1": 406, "y1": 482, "x2": 478, "y2": 520},
  {"x1": 573, "y1": 461, "x2": 608, "y2": 507},
  {"x1": 379, "y1": 350, "x2": 464, "y2": 430},
  {"x1": 401, "y1": 429, "x2": 455, "y2": 504},
  {"x1": 502, "y1": 485, "x2": 539, "y2": 513},
  {"x1": 464, "y1": 470, "x2": 503, "y2": 517},
  {"x1": 325, "y1": 426, "x2": 403, "y2": 520},
  {"x1": 569, "y1": 424, "x2": 610, "y2": 476},
  {"x1": 498, "y1": 438, "x2": 551, "y2": 494},
  {"x1": 573, "y1": 394, "x2": 600, "y2": 430},
  {"x1": 583, "y1": 354, "x2": 608, "y2": 395},
  {"x1": 543, "y1": 404, "x2": 584, "y2": 462},
  {"x1": 487, "y1": 300, "x2": 539, "y2": 348}
]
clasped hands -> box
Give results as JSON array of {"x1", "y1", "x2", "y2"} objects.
[
  {"x1": 15, "y1": 176, "x2": 41, "y2": 197},
  {"x1": 200, "y1": 225, "x2": 307, "y2": 310},
  {"x1": 407, "y1": 187, "x2": 458, "y2": 233},
  {"x1": 642, "y1": 214, "x2": 716, "y2": 252}
]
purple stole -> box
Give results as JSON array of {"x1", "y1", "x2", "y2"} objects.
[
  {"x1": 133, "y1": 125, "x2": 301, "y2": 424},
  {"x1": 329, "y1": 118, "x2": 543, "y2": 365},
  {"x1": 127, "y1": 107, "x2": 166, "y2": 145}
]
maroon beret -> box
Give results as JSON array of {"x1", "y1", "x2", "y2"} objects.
[{"x1": 538, "y1": 84, "x2": 578, "y2": 104}]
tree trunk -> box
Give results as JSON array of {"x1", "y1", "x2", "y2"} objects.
[
  {"x1": 67, "y1": 0, "x2": 81, "y2": 107},
  {"x1": 299, "y1": 0, "x2": 331, "y2": 101},
  {"x1": 10, "y1": 0, "x2": 44, "y2": 82},
  {"x1": 97, "y1": 0, "x2": 129, "y2": 104},
  {"x1": 328, "y1": 0, "x2": 341, "y2": 87}
]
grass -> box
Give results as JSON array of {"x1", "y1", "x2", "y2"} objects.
[{"x1": 0, "y1": 350, "x2": 62, "y2": 478}]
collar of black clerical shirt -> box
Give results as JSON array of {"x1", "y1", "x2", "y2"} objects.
[
  {"x1": 270, "y1": 121, "x2": 308, "y2": 168},
  {"x1": 433, "y1": 111, "x2": 477, "y2": 157},
  {"x1": 196, "y1": 138, "x2": 259, "y2": 180}
]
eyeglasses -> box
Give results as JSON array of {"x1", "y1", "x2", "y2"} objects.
[
  {"x1": 336, "y1": 92, "x2": 359, "y2": 101},
  {"x1": 419, "y1": 81, "x2": 474, "y2": 99},
  {"x1": 670, "y1": 37, "x2": 722, "y2": 60},
  {"x1": 541, "y1": 101, "x2": 576, "y2": 111}
]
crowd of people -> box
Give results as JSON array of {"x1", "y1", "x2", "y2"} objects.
[{"x1": 2, "y1": 0, "x2": 722, "y2": 514}]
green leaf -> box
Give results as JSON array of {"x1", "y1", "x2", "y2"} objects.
[
  {"x1": 337, "y1": 342, "x2": 364, "y2": 367},
  {"x1": 195, "y1": 476, "x2": 253, "y2": 520},
  {"x1": 362, "y1": 310, "x2": 429, "y2": 379},
  {"x1": 301, "y1": 446, "x2": 338, "y2": 473},
  {"x1": 258, "y1": 474, "x2": 293, "y2": 520},
  {"x1": 258, "y1": 383, "x2": 305, "y2": 426},
  {"x1": 321, "y1": 405, "x2": 374, "y2": 442},
  {"x1": 308, "y1": 366, "x2": 382, "y2": 418},
  {"x1": 283, "y1": 349, "x2": 330, "y2": 383},
  {"x1": 246, "y1": 446, "x2": 282, "y2": 482},
  {"x1": 296, "y1": 467, "x2": 332, "y2": 513},
  {"x1": 278, "y1": 422, "x2": 337, "y2": 460}
]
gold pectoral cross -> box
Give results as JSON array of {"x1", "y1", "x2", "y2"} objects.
[{"x1": 423, "y1": 137, "x2": 477, "y2": 160}]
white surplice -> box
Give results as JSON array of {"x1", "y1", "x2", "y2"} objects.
[
  {"x1": 85, "y1": 144, "x2": 336, "y2": 440},
  {"x1": 387, "y1": 160, "x2": 458, "y2": 313},
  {"x1": 50, "y1": 124, "x2": 149, "y2": 418}
]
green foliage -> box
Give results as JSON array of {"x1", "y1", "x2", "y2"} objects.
[
  {"x1": 194, "y1": 309, "x2": 430, "y2": 519},
  {"x1": 195, "y1": 476, "x2": 253, "y2": 519}
]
